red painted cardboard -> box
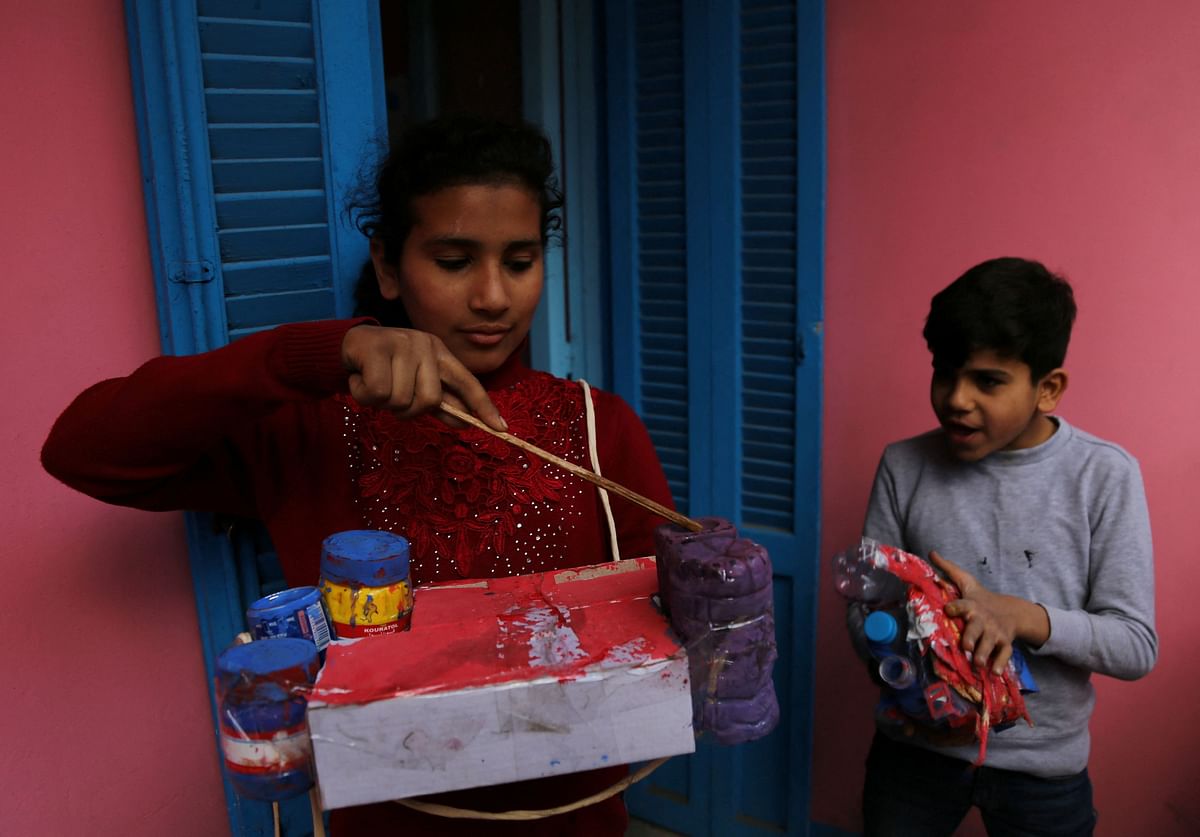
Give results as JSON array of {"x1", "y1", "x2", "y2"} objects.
[{"x1": 307, "y1": 557, "x2": 695, "y2": 808}]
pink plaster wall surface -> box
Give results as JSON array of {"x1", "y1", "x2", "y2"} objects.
[
  {"x1": 818, "y1": 3, "x2": 1200, "y2": 835},
  {"x1": 0, "y1": 4, "x2": 228, "y2": 835}
]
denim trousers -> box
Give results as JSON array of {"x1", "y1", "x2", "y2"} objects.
[{"x1": 862, "y1": 732, "x2": 1097, "y2": 837}]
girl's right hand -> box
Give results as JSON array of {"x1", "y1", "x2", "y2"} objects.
[{"x1": 340, "y1": 325, "x2": 508, "y2": 432}]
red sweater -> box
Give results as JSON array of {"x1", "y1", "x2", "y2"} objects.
[{"x1": 42, "y1": 318, "x2": 675, "y2": 836}]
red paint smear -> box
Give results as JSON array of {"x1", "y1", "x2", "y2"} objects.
[{"x1": 312, "y1": 557, "x2": 681, "y2": 706}]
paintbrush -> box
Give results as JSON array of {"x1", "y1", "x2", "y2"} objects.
[{"x1": 439, "y1": 401, "x2": 703, "y2": 533}]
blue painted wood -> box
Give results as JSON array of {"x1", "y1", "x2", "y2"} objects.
[
  {"x1": 198, "y1": 0, "x2": 311, "y2": 21},
  {"x1": 212, "y1": 158, "x2": 325, "y2": 192},
  {"x1": 197, "y1": 18, "x2": 315, "y2": 58},
  {"x1": 521, "y1": 0, "x2": 571, "y2": 379},
  {"x1": 521, "y1": 0, "x2": 609, "y2": 385},
  {"x1": 605, "y1": 0, "x2": 640, "y2": 402},
  {"x1": 218, "y1": 223, "x2": 330, "y2": 262},
  {"x1": 784, "y1": 3, "x2": 827, "y2": 832},
  {"x1": 125, "y1": 1, "x2": 385, "y2": 833},
  {"x1": 561, "y1": 0, "x2": 608, "y2": 386},
  {"x1": 221, "y1": 256, "x2": 333, "y2": 295},
  {"x1": 312, "y1": 0, "x2": 385, "y2": 318},
  {"x1": 610, "y1": 2, "x2": 711, "y2": 834},
  {"x1": 605, "y1": 1, "x2": 825, "y2": 834},
  {"x1": 224, "y1": 287, "x2": 338, "y2": 330},
  {"x1": 215, "y1": 191, "x2": 328, "y2": 227},
  {"x1": 634, "y1": 0, "x2": 691, "y2": 516},
  {"x1": 202, "y1": 55, "x2": 317, "y2": 89},
  {"x1": 205, "y1": 89, "x2": 319, "y2": 123}
]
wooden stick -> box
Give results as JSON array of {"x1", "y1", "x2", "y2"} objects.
[
  {"x1": 439, "y1": 402, "x2": 703, "y2": 533},
  {"x1": 310, "y1": 788, "x2": 327, "y2": 837}
]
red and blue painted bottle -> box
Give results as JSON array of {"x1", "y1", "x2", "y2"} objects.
[{"x1": 216, "y1": 637, "x2": 319, "y2": 801}]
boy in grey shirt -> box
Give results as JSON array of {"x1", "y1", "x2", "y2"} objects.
[{"x1": 861, "y1": 258, "x2": 1156, "y2": 836}]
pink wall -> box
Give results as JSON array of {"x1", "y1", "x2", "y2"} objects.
[
  {"x1": 0, "y1": 4, "x2": 228, "y2": 835},
  {"x1": 817, "y1": 3, "x2": 1200, "y2": 835},
  {"x1": 6, "y1": 4, "x2": 1198, "y2": 836}
]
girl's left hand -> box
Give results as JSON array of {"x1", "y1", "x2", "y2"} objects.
[{"x1": 929, "y1": 550, "x2": 1050, "y2": 676}]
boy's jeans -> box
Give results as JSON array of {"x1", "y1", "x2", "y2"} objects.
[{"x1": 863, "y1": 732, "x2": 1096, "y2": 837}]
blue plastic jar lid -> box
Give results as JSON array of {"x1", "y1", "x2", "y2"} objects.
[
  {"x1": 864, "y1": 610, "x2": 899, "y2": 644},
  {"x1": 247, "y1": 586, "x2": 322, "y2": 621},
  {"x1": 320, "y1": 529, "x2": 410, "y2": 586},
  {"x1": 216, "y1": 638, "x2": 320, "y2": 706}
]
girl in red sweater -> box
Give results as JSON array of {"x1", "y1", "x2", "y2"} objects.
[{"x1": 43, "y1": 116, "x2": 674, "y2": 836}]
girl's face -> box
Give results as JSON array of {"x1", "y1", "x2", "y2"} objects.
[{"x1": 372, "y1": 183, "x2": 544, "y2": 375}]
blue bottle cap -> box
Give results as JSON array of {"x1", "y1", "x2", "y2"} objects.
[
  {"x1": 320, "y1": 529, "x2": 410, "y2": 586},
  {"x1": 864, "y1": 611, "x2": 899, "y2": 644},
  {"x1": 247, "y1": 586, "x2": 322, "y2": 622},
  {"x1": 216, "y1": 638, "x2": 320, "y2": 706}
]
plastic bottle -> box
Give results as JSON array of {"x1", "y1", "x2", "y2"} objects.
[
  {"x1": 216, "y1": 637, "x2": 319, "y2": 801},
  {"x1": 832, "y1": 538, "x2": 907, "y2": 606},
  {"x1": 863, "y1": 611, "x2": 928, "y2": 718},
  {"x1": 864, "y1": 609, "x2": 907, "y2": 653}
]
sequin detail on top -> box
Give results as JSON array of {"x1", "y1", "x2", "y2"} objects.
[{"x1": 338, "y1": 371, "x2": 592, "y2": 583}]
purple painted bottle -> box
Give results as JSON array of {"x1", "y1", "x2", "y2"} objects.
[
  {"x1": 216, "y1": 638, "x2": 319, "y2": 801},
  {"x1": 655, "y1": 517, "x2": 779, "y2": 746}
]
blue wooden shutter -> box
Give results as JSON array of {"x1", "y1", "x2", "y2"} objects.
[
  {"x1": 609, "y1": 0, "x2": 693, "y2": 517},
  {"x1": 608, "y1": 1, "x2": 824, "y2": 834},
  {"x1": 125, "y1": 2, "x2": 385, "y2": 834}
]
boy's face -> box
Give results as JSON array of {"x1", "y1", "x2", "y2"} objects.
[{"x1": 930, "y1": 350, "x2": 1067, "y2": 462}]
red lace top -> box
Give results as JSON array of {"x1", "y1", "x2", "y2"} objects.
[
  {"x1": 43, "y1": 319, "x2": 675, "y2": 836},
  {"x1": 344, "y1": 366, "x2": 624, "y2": 582},
  {"x1": 43, "y1": 319, "x2": 674, "y2": 588}
]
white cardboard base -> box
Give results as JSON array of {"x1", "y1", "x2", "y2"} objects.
[
  {"x1": 306, "y1": 557, "x2": 695, "y2": 809},
  {"x1": 309, "y1": 655, "x2": 693, "y2": 809}
]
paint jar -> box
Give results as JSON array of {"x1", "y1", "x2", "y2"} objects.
[
  {"x1": 247, "y1": 586, "x2": 332, "y2": 662},
  {"x1": 216, "y1": 637, "x2": 319, "y2": 801},
  {"x1": 319, "y1": 529, "x2": 413, "y2": 638}
]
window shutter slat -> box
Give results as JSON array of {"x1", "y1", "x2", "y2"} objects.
[
  {"x1": 634, "y1": 0, "x2": 690, "y2": 513},
  {"x1": 740, "y1": 0, "x2": 799, "y2": 533},
  {"x1": 196, "y1": 6, "x2": 342, "y2": 338}
]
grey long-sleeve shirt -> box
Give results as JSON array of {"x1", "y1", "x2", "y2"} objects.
[{"x1": 864, "y1": 417, "x2": 1157, "y2": 777}]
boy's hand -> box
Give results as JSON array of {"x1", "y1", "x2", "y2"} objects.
[
  {"x1": 341, "y1": 325, "x2": 507, "y2": 432},
  {"x1": 928, "y1": 550, "x2": 1050, "y2": 676}
]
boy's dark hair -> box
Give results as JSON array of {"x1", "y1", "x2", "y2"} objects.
[
  {"x1": 349, "y1": 115, "x2": 563, "y2": 326},
  {"x1": 923, "y1": 257, "x2": 1077, "y2": 381}
]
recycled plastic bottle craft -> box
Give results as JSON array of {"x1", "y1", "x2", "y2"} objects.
[
  {"x1": 216, "y1": 637, "x2": 320, "y2": 802},
  {"x1": 439, "y1": 402, "x2": 781, "y2": 747},
  {"x1": 655, "y1": 517, "x2": 780, "y2": 746},
  {"x1": 833, "y1": 537, "x2": 1038, "y2": 763}
]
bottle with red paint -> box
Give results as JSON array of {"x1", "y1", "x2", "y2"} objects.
[{"x1": 216, "y1": 637, "x2": 320, "y2": 801}]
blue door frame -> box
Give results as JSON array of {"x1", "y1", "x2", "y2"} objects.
[{"x1": 124, "y1": 2, "x2": 385, "y2": 833}]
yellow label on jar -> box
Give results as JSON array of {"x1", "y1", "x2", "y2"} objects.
[{"x1": 320, "y1": 578, "x2": 413, "y2": 638}]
